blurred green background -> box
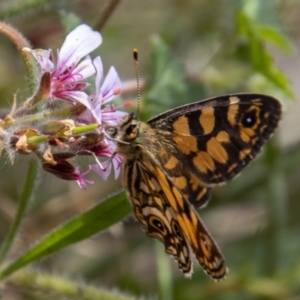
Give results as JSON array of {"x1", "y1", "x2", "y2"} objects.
[{"x1": 0, "y1": 0, "x2": 300, "y2": 299}]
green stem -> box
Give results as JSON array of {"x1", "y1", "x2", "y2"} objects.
[
  {"x1": 12, "y1": 109, "x2": 70, "y2": 125},
  {"x1": 156, "y1": 242, "x2": 173, "y2": 300},
  {"x1": 4, "y1": 268, "x2": 137, "y2": 300},
  {"x1": 94, "y1": 0, "x2": 121, "y2": 31},
  {"x1": 262, "y1": 140, "x2": 287, "y2": 275},
  {"x1": 26, "y1": 124, "x2": 99, "y2": 146},
  {"x1": 27, "y1": 135, "x2": 49, "y2": 145},
  {"x1": 0, "y1": 159, "x2": 38, "y2": 266},
  {"x1": 72, "y1": 123, "x2": 99, "y2": 134}
]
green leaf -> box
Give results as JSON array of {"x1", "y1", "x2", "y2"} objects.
[
  {"x1": 0, "y1": 191, "x2": 131, "y2": 280},
  {"x1": 236, "y1": 11, "x2": 293, "y2": 99},
  {"x1": 237, "y1": 0, "x2": 281, "y2": 30},
  {"x1": 256, "y1": 25, "x2": 293, "y2": 53}
]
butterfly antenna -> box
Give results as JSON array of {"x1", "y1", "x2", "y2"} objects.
[{"x1": 133, "y1": 48, "x2": 141, "y2": 120}]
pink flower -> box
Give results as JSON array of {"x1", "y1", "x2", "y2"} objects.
[
  {"x1": 79, "y1": 56, "x2": 126, "y2": 125},
  {"x1": 91, "y1": 142, "x2": 123, "y2": 180},
  {"x1": 76, "y1": 57, "x2": 127, "y2": 180},
  {"x1": 75, "y1": 166, "x2": 94, "y2": 189},
  {"x1": 23, "y1": 24, "x2": 128, "y2": 186},
  {"x1": 24, "y1": 24, "x2": 102, "y2": 109}
]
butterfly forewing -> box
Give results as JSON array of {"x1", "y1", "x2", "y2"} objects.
[
  {"x1": 106, "y1": 93, "x2": 282, "y2": 280},
  {"x1": 148, "y1": 94, "x2": 281, "y2": 185}
]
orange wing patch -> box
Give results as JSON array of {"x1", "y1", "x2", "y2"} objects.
[
  {"x1": 199, "y1": 107, "x2": 215, "y2": 134},
  {"x1": 206, "y1": 137, "x2": 228, "y2": 164},
  {"x1": 193, "y1": 151, "x2": 216, "y2": 173},
  {"x1": 173, "y1": 134, "x2": 198, "y2": 154}
]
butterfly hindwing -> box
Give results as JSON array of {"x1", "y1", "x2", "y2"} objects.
[
  {"x1": 123, "y1": 157, "x2": 227, "y2": 280},
  {"x1": 153, "y1": 165, "x2": 227, "y2": 280},
  {"x1": 123, "y1": 159, "x2": 193, "y2": 275}
]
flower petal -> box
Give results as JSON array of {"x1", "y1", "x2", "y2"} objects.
[
  {"x1": 75, "y1": 166, "x2": 94, "y2": 189},
  {"x1": 91, "y1": 161, "x2": 112, "y2": 180},
  {"x1": 56, "y1": 24, "x2": 102, "y2": 75},
  {"x1": 101, "y1": 109, "x2": 128, "y2": 124},
  {"x1": 101, "y1": 66, "x2": 122, "y2": 103},
  {"x1": 70, "y1": 56, "x2": 96, "y2": 81},
  {"x1": 56, "y1": 90, "x2": 91, "y2": 108},
  {"x1": 112, "y1": 154, "x2": 123, "y2": 179},
  {"x1": 93, "y1": 57, "x2": 104, "y2": 96},
  {"x1": 23, "y1": 47, "x2": 54, "y2": 73}
]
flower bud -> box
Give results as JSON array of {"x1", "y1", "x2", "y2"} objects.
[{"x1": 10, "y1": 126, "x2": 40, "y2": 154}]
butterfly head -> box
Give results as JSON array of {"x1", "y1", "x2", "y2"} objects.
[{"x1": 104, "y1": 113, "x2": 140, "y2": 146}]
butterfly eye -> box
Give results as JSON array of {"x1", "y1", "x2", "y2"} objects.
[
  {"x1": 242, "y1": 110, "x2": 256, "y2": 127},
  {"x1": 126, "y1": 124, "x2": 135, "y2": 135},
  {"x1": 105, "y1": 126, "x2": 117, "y2": 137}
]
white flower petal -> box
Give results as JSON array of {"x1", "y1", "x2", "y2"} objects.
[
  {"x1": 58, "y1": 24, "x2": 102, "y2": 70},
  {"x1": 91, "y1": 162, "x2": 112, "y2": 180},
  {"x1": 72, "y1": 56, "x2": 96, "y2": 81},
  {"x1": 93, "y1": 57, "x2": 104, "y2": 96},
  {"x1": 101, "y1": 66, "x2": 122, "y2": 103},
  {"x1": 59, "y1": 91, "x2": 91, "y2": 108},
  {"x1": 101, "y1": 110, "x2": 128, "y2": 124},
  {"x1": 112, "y1": 155, "x2": 122, "y2": 179}
]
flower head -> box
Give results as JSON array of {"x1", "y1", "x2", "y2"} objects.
[
  {"x1": 76, "y1": 56, "x2": 127, "y2": 180},
  {"x1": 25, "y1": 24, "x2": 102, "y2": 109},
  {"x1": 5, "y1": 24, "x2": 130, "y2": 188}
]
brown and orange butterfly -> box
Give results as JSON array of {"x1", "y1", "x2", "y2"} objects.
[{"x1": 104, "y1": 93, "x2": 281, "y2": 281}]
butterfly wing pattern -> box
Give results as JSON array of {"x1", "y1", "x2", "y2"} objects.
[
  {"x1": 147, "y1": 94, "x2": 281, "y2": 185},
  {"x1": 105, "y1": 93, "x2": 281, "y2": 280},
  {"x1": 123, "y1": 157, "x2": 226, "y2": 279}
]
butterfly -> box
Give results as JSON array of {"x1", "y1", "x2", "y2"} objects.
[{"x1": 104, "y1": 93, "x2": 281, "y2": 280}]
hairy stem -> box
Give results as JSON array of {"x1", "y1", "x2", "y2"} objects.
[
  {"x1": 2, "y1": 268, "x2": 137, "y2": 300},
  {"x1": 0, "y1": 22, "x2": 34, "y2": 89}
]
